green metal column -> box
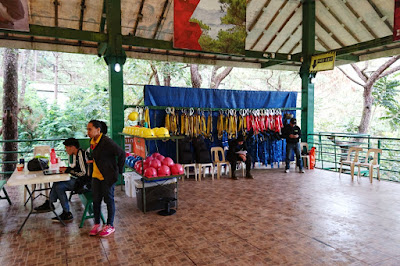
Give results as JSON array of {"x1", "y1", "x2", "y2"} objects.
[
  {"x1": 103, "y1": 0, "x2": 126, "y2": 147},
  {"x1": 300, "y1": 0, "x2": 315, "y2": 144}
]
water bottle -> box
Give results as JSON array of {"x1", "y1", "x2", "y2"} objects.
[{"x1": 50, "y1": 148, "x2": 57, "y2": 164}]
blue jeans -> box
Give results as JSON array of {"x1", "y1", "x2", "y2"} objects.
[
  {"x1": 92, "y1": 178, "x2": 115, "y2": 226},
  {"x1": 49, "y1": 178, "x2": 76, "y2": 212},
  {"x1": 285, "y1": 142, "x2": 303, "y2": 170}
]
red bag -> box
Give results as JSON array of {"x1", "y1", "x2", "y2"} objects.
[{"x1": 310, "y1": 147, "x2": 316, "y2": 169}]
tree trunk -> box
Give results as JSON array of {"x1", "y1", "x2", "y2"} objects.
[
  {"x1": 190, "y1": 64, "x2": 202, "y2": 88},
  {"x1": 210, "y1": 66, "x2": 233, "y2": 88},
  {"x1": 20, "y1": 50, "x2": 30, "y2": 105},
  {"x1": 358, "y1": 85, "x2": 374, "y2": 134},
  {"x1": 150, "y1": 63, "x2": 160, "y2": 85},
  {"x1": 54, "y1": 53, "x2": 59, "y2": 102},
  {"x1": 2, "y1": 48, "x2": 19, "y2": 177}
]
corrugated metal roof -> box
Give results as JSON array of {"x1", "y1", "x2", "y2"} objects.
[{"x1": 0, "y1": 0, "x2": 398, "y2": 70}]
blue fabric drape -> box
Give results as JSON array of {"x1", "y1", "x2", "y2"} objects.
[{"x1": 143, "y1": 85, "x2": 297, "y2": 164}]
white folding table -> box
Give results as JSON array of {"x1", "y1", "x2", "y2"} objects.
[{"x1": 7, "y1": 164, "x2": 70, "y2": 233}]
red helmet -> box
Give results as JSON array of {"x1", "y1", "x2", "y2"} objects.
[
  {"x1": 125, "y1": 152, "x2": 132, "y2": 157},
  {"x1": 162, "y1": 157, "x2": 175, "y2": 167},
  {"x1": 144, "y1": 167, "x2": 157, "y2": 178},
  {"x1": 150, "y1": 159, "x2": 162, "y2": 169},
  {"x1": 134, "y1": 161, "x2": 143, "y2": 174},
  {"x1": 157, "y1": 165, "x2": 171, "y2": 176},
  {"x1": 156, "y1": 154, "x2": 165, "y2": 161},
  {"x1": 151, "y1": 153, "x2": 161, "y2": 158},
  {"x1": 170, "y1": 164, "x2": 184, "y2": 175},
  {"x1": 143, "y1": 157, "x2": 154, "y2": 164}
]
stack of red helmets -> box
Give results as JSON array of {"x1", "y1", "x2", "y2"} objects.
[{"x1": 133, "y1": 153, "x2": 184, "y2": 178}]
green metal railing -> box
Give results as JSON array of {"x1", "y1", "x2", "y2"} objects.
[
  {"x1": 0, "y1": 138, "x2": 89, "y2": 177},
  {"x1": 310, "y1": 132, "x2": 400, "y2": 182}
]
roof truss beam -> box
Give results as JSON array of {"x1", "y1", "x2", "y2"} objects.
[{"x1": 0, "y1": 25, "x2": 107, "y2": 43}]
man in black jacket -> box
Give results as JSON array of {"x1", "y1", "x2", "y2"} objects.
[
  {"x1": 227, "y1": 135, "x2": 253, "y2": 180},
  {"x1": 282, "y1": 118, "x2": 304, "y2": 173},
  {"x1": 35, "y1": 138, "x2": 89, "y2": 222}
]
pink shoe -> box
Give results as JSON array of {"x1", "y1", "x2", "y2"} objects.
[
  {"x1": 89, "y1": 224, "x2": 102, "y2": 236},
  {"x1": 99, "y1": 225, "x2": 115, "y2": 237}
]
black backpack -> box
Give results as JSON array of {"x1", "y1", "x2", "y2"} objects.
[
  {"x1": 27, "y1": 158, "x2": 49, "y2": 171},
  {"x1": 178, "y1": 136, "x2": 193, "y2": 164},
  {"x1": 192, "y1": 135, "x2": 211, "y2": 163}
]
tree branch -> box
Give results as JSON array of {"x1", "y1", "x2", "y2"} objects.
[
  {"x1": 338, "y1": 67, "x2": 364, "y2": 87},
  {"x1": 367, "y1": 55, "x2": 400, "y2": 87},
  {"x1": 351, "y1": 63, "x2": 368, "y2": 83},
  {"x1": 378, "y1": 65, "x2": 400, "y2": 79},
  {"x1": 211, "y1": 67, "x2": 233, "y2": 88},
  {"x1": 149, "y1": 63, "x2": 160, "y2": 85}
]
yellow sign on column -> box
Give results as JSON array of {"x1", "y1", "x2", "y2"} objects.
[{"x1": 310, "y1": 52, "x2": 336, "y2": 72}]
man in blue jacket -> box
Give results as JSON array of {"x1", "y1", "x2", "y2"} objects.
[{"x1": 283, "y1": 118, "x2": 305, "y2": 173}]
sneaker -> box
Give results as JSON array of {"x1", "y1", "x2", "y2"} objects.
[
  {"x1": 285, "y1": 169, "x2": 289, "y2": 173},
  {"x1": 245, "y1": 173, "x2": 254, "y2": 179},
  {"x1": 52, "y1": 211, "x2": 73, "y2": 222},
  {"x1": 34, "y1": 200, "x2": 55, "y2": 212},
  {"x1": 300, "y1": 169, "x2": 305, "y2": 173},
  {"x1": 231, "y1": 175, "x2": 239, "y2": 180},
  {"x1": 99, "y1": 225, "x2": 115, "y2": 237},
  {"x1": 89, "y1": 224, "x2": 102, "y2": 236}
]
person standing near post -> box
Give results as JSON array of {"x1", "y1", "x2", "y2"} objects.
[
  {"x1": 227, "y1": 135, "x2": 253, "y2": 180},
  {"x1": 86, "y1": 120, "x2": 125, "y2": 237},
  {"x1": 283, "y1": 118, "x2": 304, "y2": 173}
]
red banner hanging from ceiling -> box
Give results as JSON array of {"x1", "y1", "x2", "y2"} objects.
[
  {"x1": 174, "y1": 0, "x2": 202, "y2": 51},
  {"x1": 394, "y1": 0, "x2": 400, "y2": 41}
]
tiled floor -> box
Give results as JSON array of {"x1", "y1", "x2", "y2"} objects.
[{"x1": 1, "y1": 168, "x2": 400, "y2": 265}]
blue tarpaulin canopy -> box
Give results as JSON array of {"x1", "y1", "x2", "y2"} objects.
[{"x1": 144, "y1": 85, "x2": 297, "y2": 162}]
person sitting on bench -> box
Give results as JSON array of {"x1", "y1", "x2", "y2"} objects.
[
  {"x1": 35, "y1": 138, "x2": 89, "y2": 222},
  {"x1": 227, "y1": 135, "x2": 253, "y2": 180}
]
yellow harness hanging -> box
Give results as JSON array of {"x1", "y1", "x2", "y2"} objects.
[
  {"x1": 217, "y1": 110, "x2": 224, "y2": 140},
  {"x1": 144, "y1": 107, "x2": 150, "y2": 128},
  {"x1": 206, "y1": 111, "x2": 213, "y2": 140}
]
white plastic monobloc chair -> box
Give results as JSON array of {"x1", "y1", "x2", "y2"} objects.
[
  {"x1": 300, "y1": 142, "x2": 311, "y2": 169},
  {"x1": 339, "y1": 146, "x2": 363, "y2": 181},
  {"x1": 211, "y1": 147, "x2": 231, "y2": 179},
  {"x1": 357, "y1": 148, "x2": 382, "y2": 183}
]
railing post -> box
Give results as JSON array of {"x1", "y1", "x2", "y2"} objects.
[
  {"x1": 378, "y1": 139, "x2": 381, "y2": 165},
  {"x1": 334, "y1": 135, "x2": 337, "y2": 171}
]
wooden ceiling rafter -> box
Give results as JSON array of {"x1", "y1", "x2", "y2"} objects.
[
  {"x1": 250, "y1": 0, "x2": 288, "y2": 50},
  {"x1": 366, "y1": 0, "x2": 393, "y2": 32},
  {"x1": 319, "y1": 0, "x2": 361, "y2": 43},
  {"x1": 262, "y1": 2, "x2": 301, "y2": 52},
  {"x1": 152, "y1": 0, "x2": 170, "y2": 39},
  {"x1": 276, "y1": 21, "x2": 302, "y2": 53},
  {"x1": 99, "y1": 0, "x2": 107, "y2": 33},
  {"x1": 341, "y1": 0, "x2": 378, "y2": 39},
  {"x1": 288, "y1": 40, "x2": 301, "y2": 55},
  {"x1": 79, "y1": 0, "x2": 86, "y2": 31},
  {"x1": 247, "y1": 0, "x2": 271, "y2": 32},
  {"x1": 54, "y1": 0, "x2": 60, "y2": 27},
  {"x1": 132, "y1": 0, "x2": 146, "y2": 36},
  {"x1": 315, "y1": 35, "x2": 331, "y2": 51},
  {"x1": 315, "y1": 17, "x2": 344, "y2": 47}
]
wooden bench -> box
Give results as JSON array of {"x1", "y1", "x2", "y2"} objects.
[
  {"x1": 78, "y1": 191, "x2": 105, "y2": 228},
  {"x1": 0, "y1": 180, "x2": 11, "y2": 205}
]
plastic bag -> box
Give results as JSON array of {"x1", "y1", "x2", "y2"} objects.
[{"x1": 310, "y1": 147, "x2": 316, "y2": 169}]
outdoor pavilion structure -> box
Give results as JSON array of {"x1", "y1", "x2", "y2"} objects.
[{"x1": 0, "y1": 0, "x2": 399, "y2": 146}]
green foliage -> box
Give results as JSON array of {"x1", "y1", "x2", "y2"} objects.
[
  {"x1": 195, "y1": 0, "x2": 245, "y2": 55},
  {"x1": 189, "y1": 18, "x2": 210, "y2": 30},
  {"x1": 220, "y1": 0, "x2": 246, "y2": 26},
  {"x1": 372, "y1": 77, "x2": 400, "y2": 110}
]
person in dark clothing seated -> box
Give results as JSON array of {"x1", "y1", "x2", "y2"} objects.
[
  {"x1": 35, "y1": 138, "x2": 89, "y2": 222},
  {"x1": 282, "y1": 118, "x2": 304, "y2": 173},
  {"x1": 227, "y1": 135, "x2": 253, "y2": 180}
]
